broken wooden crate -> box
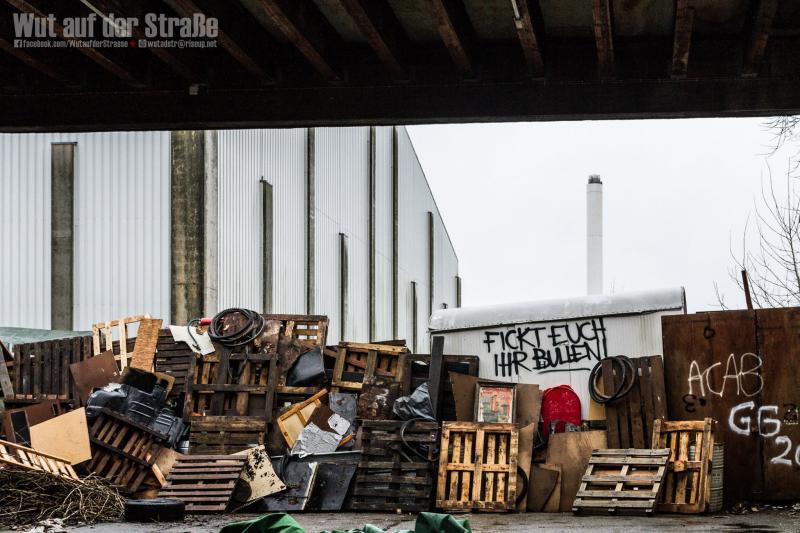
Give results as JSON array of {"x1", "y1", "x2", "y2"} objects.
[
  {"x1": 275, "y1": 389, "x2": 327, "y2": 448},
  {"x1": 349, "y1": 420, "x2": 439, "y2": 512},
  {"x1": 0, "y1": 438, "x2": 80, "y2": 481},
  {"x1": 572, "y1": 448, "x2": 670, "y2": 515},
  {"x1": 91, "y1": 315, "x2": 151, "y2": 370},
  {"x1": 158, "y1": 454, "x2": 248, "y2": 513},
  {"x1": 331, "y1": 342, "x2": 410, "y2": 394},
  {"x1": 268, "y1": 313, "x2": 329, "y2": 395},
  {"x1": 9, "y1": 335, "x2": 92, "y2": 402},
  {"x1": 437, "y1": 422, "x2": 519, "y2": 512},
  {"x1": 184, "y1": 347, "x2": 278, "y2": 455},
  {"x1": 87, "y1": 407, "x2": 168, "y2": 493},
  {"x1": 602, "y1": 355, "x2": 668, "y2": 448},
  {"x1": 652, "y1": 418, "x2": 716, "y2": 513}
]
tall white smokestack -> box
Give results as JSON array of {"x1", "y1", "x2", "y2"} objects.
[{"x1": 587, "y1": 175, "x2": 603, "y2": 295}]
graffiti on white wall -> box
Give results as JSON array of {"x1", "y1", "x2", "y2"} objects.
[{"x1": 483, "y1": 318, "x2": 608, "y2": 378}]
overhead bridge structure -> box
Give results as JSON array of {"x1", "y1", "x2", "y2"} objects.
[{"x1": 1, "y1": 0, "x2": 799, "y2": 131}]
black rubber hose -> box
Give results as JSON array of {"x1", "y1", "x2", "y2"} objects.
[
  {"x1": 400, "y1": 417, "x2": 437, "y2": 462},
  {"x1": 207, "y1": 308, "x2": 265, "y2": 348},
  {"x1": 515, "y1": 466, "x2": 529, "y2": 506},
  {"x1": 589, "y1": 355, "x2": 636, "y2": 404}
]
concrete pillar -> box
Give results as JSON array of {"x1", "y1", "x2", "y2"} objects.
[
  {"x1": 50, "y1": 143, "x2": 75, "y2": 330},
  {"x1": 170, "y1": 130, "x2": 217, "y2": 324}
]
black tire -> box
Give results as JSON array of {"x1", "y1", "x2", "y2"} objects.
[{"x1": 124, "y1": 498, "x2": 186, "y2": 523}]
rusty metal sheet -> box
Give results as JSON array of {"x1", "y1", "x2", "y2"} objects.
[
  {"x1": 752, "y1": 308, "x2": 800, "y2": 500},
  {"x1": 662, "y1": 308, "x2": 800, "y2": 503}
]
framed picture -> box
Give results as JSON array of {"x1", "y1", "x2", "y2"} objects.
[{"x1": 474, "y1": 382, "x2": 516, "y2": 423}]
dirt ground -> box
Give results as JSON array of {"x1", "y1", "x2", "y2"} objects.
[{"x1": 65, "y1": 510, "x2": 800, "y2": 533}]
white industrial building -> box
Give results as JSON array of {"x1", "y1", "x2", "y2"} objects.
[{"x1": 0, "y1": 126, "x2": 460, "y2": 351}]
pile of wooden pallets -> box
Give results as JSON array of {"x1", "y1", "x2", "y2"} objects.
[
  {"x1": 349, "y1": 420, "x2": 439, "y2": 512},
  {"x1": 331, "y1": 342, "x2": 410, "y2": 394},
  {"x1": 572, "y1": 448, "x2": 670, "y2": 515}
]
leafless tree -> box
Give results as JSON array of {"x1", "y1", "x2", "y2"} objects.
[{"x1": 718, "y1": 117, "x2": 800, "y2": 309}]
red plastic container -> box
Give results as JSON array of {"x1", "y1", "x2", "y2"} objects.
[{"x1": 541, "y1": 385, "x2": 581, "y2": 438}]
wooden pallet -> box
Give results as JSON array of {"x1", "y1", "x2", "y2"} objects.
[
  {"x1": 331, "y1": 342, "x2": 410, "y2": 394},
  {"x1": 92, "y1": 314, "x2": 151, "y2": 370},
  {"x1": 0, "y1": 438, "x2": 80, "y2": 481},
  {"x1": 188, "y1": 416, "x2": 267, "y2": 455},
  {"x1": 602, "y1": 355, "x2": 667, "y2": 448},
  {"x1": 10, "y1": 336, "x2": 92, "y2": 401},
  {"x1": 437, "y1": 422, "x2": 518, "y2": 512},
  {"x1": 87, "y1": 408, "x2": 167, "y2": 493},
  {"x1": 275, "y1": 389, "x2": 327, "y2": 448},
  {"x1": 184, "y1": 348, "x2": 278, "y2": 424},
  {"x1": 572, "y1": 448, "x2": 670, "y2": 515},
  {"x1": 154, "y1": 328, "x2": 195, "y2": 399},
  {"x1": 652, "y1": 418, "x2": 715, "y2": 513},
  {"x1": 350, "y1": 420, "x2": 439, "y2": 512},
  {"x1": 158, "y1": 454, "x2": 247, "y2": 513}
]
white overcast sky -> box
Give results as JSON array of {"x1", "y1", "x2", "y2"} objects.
[{"x1": 407, "y1": 118, "x2": 796, "y2": 313}]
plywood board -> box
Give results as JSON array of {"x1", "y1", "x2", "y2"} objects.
[
  {"x1": 545, "y1": 430, "x2": 606, "y2": 512},
  {"x1": 529, "y1": 463, "x2": 561, "y2": 512},
  {"x1": 232, "y1": 445, "x2": 285, "y2": 509},
  {"x1": 29, "y1": 407, "x2": 91, "y2": 464},
  {"x1": 69, "y1": 350, "x2": 120, "y2": 404}
]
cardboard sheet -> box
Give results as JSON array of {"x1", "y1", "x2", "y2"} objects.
[
  {"x1": 545, "y1": 430, "x2": 606, "y2": 511},
  {"x1": 516, "y1": 423, "x2": 535, "y2": 511},
  {"x1": 232, "y1": 445, "x2": 286, "y2": 509},
  {"x1": 29, "y1": 407, "x2": 92, "y2": 465}
]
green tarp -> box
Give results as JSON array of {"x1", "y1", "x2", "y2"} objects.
[{"x1": 220, "y1": 513, "x2": 472, "y2": 533}]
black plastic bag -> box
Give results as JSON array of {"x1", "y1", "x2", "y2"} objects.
[{"x1": 392, "y1": 382, "x2": 435, "y2": 421}]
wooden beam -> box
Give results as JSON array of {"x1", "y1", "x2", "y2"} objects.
[
  {"x1": 255, "y1": 0, "x2": 340, "y2": 81},
  {"x1": 743, "y1": 0, "x2": 779, "y2": 78},
  {"x1": 337, "y1": 0, "x2": 407, "y2": 78},
  {"x1": 5, "y1": 0, "x2": 140, "y2": 85},
  {"x1": 591, "y1": 0, "x2": 614, "y2": 79},
  {"x1": 425, "y1": 0, "x2": 474, "y2": 76},
  {"x1": 88, "y1": 0, "x2": 196, "y2": 81},
  {"x1": 511, "y1": 0, "x2": 544, "y2": 78},
  {"x1": 164, "y1": 0, "x2": 272, "y2": 82},
  {"x1": 671, "y1": 0, "x2": 694, "y2": 79},
  {"x1": 0, "y1": 37, "x2": 70, "y2": 81}
]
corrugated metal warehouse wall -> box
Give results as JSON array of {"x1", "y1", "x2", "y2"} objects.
[
  {"x1": 0, "y1": 132, "x2": 171, "y2": 330},
  {"x1": 0, "y1": 127, "x2": 459, "y2": 347},
  {"x1": 216, "y1": 128, "x2": 308, "y2": 314}
]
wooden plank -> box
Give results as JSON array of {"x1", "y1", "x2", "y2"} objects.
[{"x1": 131, "y1": 318, "x2": 163, "y2": 371}]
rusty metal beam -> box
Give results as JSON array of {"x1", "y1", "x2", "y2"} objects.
[
  {"x1": 671, "y1": 0, "x2": 694, "y2": 79},
  {"x1": 425, "y1": 0, "x2": 474, "y2": 76},
  {"x1": 337, "y1": 0, "x2": 407, "y2": 78},
  {"x1": 5, "y1": 0, "x2": 140, "y2": 85},
  {"x1": 164, "y1": 0, "x2": 272, "y2": 82},
  {"x1": 255, "y1": 0, "x2": 340, "y2": 81},
  {"x1": 591, "y1": 0, "x2": 614, "y2": 79},
  {"x1": 87, "y1": 0, "x2": 196, "y2": 81},
  {"x1": 0, "y1": 36, "x2": 70, "y2": 81},
  {"x1": 511, "y1": 0, "x2": 544, "y2": 78},
  {"x1": 743, "y1": 0, "x2": 779, "y2": 78}
]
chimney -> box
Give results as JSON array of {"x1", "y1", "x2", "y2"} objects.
[{"x1": 587, "y1": 175, "x2": 603, "y2": 295}]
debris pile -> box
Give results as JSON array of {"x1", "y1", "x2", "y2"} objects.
[{"x1": 0, "y1": 308, "x2": 740, "y2": 526}]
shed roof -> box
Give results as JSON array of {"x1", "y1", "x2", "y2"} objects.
[{"x1": 429, "y1": 287, "x2": 686, "y2": 332}]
